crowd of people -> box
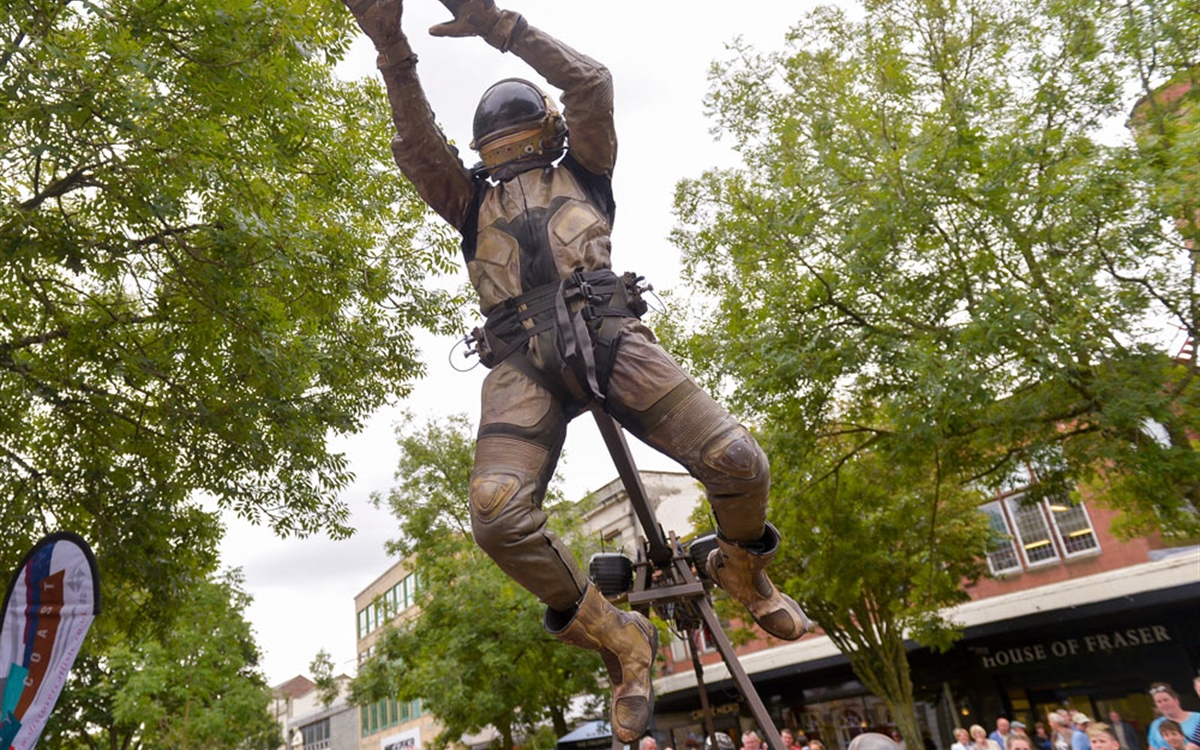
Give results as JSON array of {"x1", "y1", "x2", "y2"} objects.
[
  {"x1": 642, "y1": 678, "x2": 1199, "y2": 750},
  {"x1": 948, "y1": 678, "x2": 1200, "y2": 750}
]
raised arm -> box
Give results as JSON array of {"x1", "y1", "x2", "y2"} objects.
[
  {"x1": 343, "y1": 0, "x2": 475, "y2": 230},
  {"x1": 429, "y1": 0, "x2": 617, "y2": 176}
]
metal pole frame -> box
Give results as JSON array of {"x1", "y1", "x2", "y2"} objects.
[{"x1": 591, "y1": 408, "x2": 785, "y2": 750}]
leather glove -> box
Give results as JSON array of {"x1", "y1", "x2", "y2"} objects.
[
  {"x1": 429, "y1": 0, "x2": 521, "y2": 51},
  {"x1": 343, "y1": 0, "x2": 405, "y2": 52}
]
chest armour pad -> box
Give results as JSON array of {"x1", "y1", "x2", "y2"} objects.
[{"x1": 468, "y1": 165, "x2": 612, "y2": 313}]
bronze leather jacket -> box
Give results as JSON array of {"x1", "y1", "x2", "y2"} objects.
[{"x1": 377, "y1": 17, "x2": 618, "y2": 315}]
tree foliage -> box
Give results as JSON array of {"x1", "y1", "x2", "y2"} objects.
[
  {"x1": 766, "y1": 423, "x2": 991, "y2": 750},
  {"x1": 2, "y1": 0, "x2": 462, "y2": 741},
  {"x1": 667, "y1": 0, "x2": 1196, "y2": 744},
  {"x1": 40, "y1": 569, "x2": 280, "y2": 750},
  {"x1": 311, "y1": 648, "x2": 342, "y2": 709},
  {"x1": 353, "y1": 414, "x2": 605, "y2": 750},
  {"x1": 1, "y1": 0, "x2": 459, "y2": 572},
  {"x1": 671, "y1": 0, "x2": 1197, "y2": 538}
]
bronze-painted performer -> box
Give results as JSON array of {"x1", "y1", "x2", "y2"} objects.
[{"x1": 342, "y1": 0, "x2": 811, "y2": 739}]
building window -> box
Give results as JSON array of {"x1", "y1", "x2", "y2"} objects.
[
  {"x1": 981, "y1": 493, "x2": 1099, "y2": 575},
  {"x1": 361, "y1": 698, "x2": 426, "y2": 737},
  {"x1": 667, "y1": 626, "x2": 719, "y2": 663},
  {"x1": 1005, "y1": 495, "x2": 1060, "y2": 567},
  {"x1": 1047, "y1": 499, "x2": 1100, "y2": 556},
  {"x1": 358, "y1": 572, "x2": 423, "y2": 642},
  {"x1": 301, "y1": 719, "x2": 331, "y2": 750},
  {"x1": 981, "y1": 501, "x2": 1022, "y2": 575}
]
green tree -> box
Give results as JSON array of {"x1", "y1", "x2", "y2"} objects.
[
  {"x1": 668, "y1": 0, "x2": 1196, "y2": 743},
  {"x1": 311, "y1": 648, "x2": 342, "y2": 709},
  {"x1": 353, "y1": 414, "x2": 605, "y2": 750},
  {"x1": 3, "y1": 0, "x2": 463, "y2": 741},
  {"x1": 40, "y1": 569, "x2": 280, "y2": 750},
  {"x1": 766, "y1": 423, "x2": 991, "y2": 749},
  {"x1": 1, "y1": 0, "x2": 459, "y2": 584},
  {"x1": 673, "y1": 0, "x2": 1196, "y2": 533}
]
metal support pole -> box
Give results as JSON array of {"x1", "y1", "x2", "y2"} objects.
[{"x1": 592, "y1": 407, "x2": 787, "y2": 750}]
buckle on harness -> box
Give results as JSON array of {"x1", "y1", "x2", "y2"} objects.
[
  {"x1": 464, "y1": 326, "x2": 493, "y2": 365},
  {"x1": 571, "y1": 268, "x2": 595, "y2": 301}
]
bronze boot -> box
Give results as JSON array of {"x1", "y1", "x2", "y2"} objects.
[
  {"x1": 707, "y1": 523, "x2": 812, "y2": 641},
  {"x1": 546, "y1": 584, "x2": 657, "y2": 742}
]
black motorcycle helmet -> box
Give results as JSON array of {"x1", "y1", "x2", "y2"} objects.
[{"x1": 470, "y1": 78, "x2": 567, "y2": 175}]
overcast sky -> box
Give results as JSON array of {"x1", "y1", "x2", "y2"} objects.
[{"x1": 219, "y1": 0, "x2": 826, "y2": 687}]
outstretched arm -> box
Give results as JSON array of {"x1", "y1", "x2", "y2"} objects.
[
  {"x1": 344, "y1": 0, "x2": 475, "y2": 231},
  {"x1": 430, "y1": 0, "x2": 617, "y2": 176}
]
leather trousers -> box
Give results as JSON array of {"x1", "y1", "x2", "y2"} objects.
[{"x1": 468, "y1": 319, "x2": 770, "y2": 611}]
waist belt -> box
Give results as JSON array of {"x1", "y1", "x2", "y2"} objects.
[{"x1": 472, "y1": 268, "x2": 649, "y2": 402}]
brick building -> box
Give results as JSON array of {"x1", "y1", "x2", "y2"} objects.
[{"x1": 647, "y1": 487, "x2": 1199, "y2": 750}]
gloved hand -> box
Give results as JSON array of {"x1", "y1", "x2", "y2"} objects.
[
  {"x1": 343, "y1": 0, "x2": 405, "y2": 52},
  {"x1": 429, "y1": 0, "x2": 498, "y2": 38},
  {"x1": 429, "y1": 0, "x2": 521, "y2": 50}
]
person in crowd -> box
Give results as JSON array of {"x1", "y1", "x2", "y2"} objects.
[
  {"x1": 1034, "y1": 723, "x2": 1055, "y2": 750},
  {"x1": 892, "y1": 730, "x2": 908, "y2": 750},
  {"x1": 1072, "y1": 714, "x2": 1096, "y2": 750},
  {"x1": 1049, "y1": 713, "x2": 1078, "y2": 750},
  {"x1": 850, "y1": 735, "x2": 903, "y2": 750},
  {"x1": 1190, "y1": 675, "x2": 1200, "y2": 750},
  {"x1": 972, "y1": 725, "x2": 1003, "y2": 750},
  {"x1": 1148, "y1": 683, "x2": 1200, "y2": 750},
  {"x1": 1011, "y1": 735, "x2": 1036, "y2": 750},
  {"x1": 1088, "y1": 724, "x2": 1122, "y2": 750},
  {"x1": 810, "y1": 739, "x2": 827, "y2": 750},
  {"x1": 1109, "y1": 711, "x2": 1144, "y2": 750},
  {"x1": 782, "y1": 730, "x2": 803, "y2": 750},
  {"x1": 1011, "y1": 722, "x2": 1030, "y2": 742},
  {"x1": 952, "y1": 727, "x2": 971, "y2": 750},
  {"x1": 1157, "y1": 722, "x2": 1187, "y2": 750},
  {"x1": 641, "y1": 738, "x2": 658, "y2": 750},
  {"x1": 710, "y1": 734, "x2": 736, "y2": 750},
  {"x1": 742, "y1": 732, "x2": 764, "y2": 750},
  {"x1": 992, "y1": 719, "x2": 1014, "y2": 749}
]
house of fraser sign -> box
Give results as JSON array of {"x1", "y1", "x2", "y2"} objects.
[{"x1": 979, "y1": 625, "x2": 1173, "y2": 669}]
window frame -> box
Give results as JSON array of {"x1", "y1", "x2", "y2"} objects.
[
  {"x1": 1003, "y1": 493, "x2": 1062, "y2": 569},
  {"x1": 980, "y1": 500, "x2": 1022, "y2": 576},
  {"x1": 1045, "y1": 497, "x2": 1101, "y2": 558}
]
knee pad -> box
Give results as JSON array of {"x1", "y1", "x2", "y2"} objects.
[
  {"x1": 700, "y1": 425, "x2": 769, "y2": 491},
  {"x1": 701, "y1": 425, "x2": 770, "y2": 543},
  {"x1": 469, "y1": 470, "x2": 521, "y2": 526},
  {"x1": 702, "y1": 425, "x2": 768, "y2": 481},
  {"x1": 469, "y1": 435, "x2": 550, "y2": 555}
]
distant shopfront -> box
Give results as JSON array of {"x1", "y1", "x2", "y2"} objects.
[
  {"x1": 650, "y1": 554, "x2": 1200, "y2": 750},
  {"x1": 928, "y1": 579, "x2": 1199, "y2": 740}
]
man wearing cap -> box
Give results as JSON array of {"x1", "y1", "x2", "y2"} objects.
[
  {"x1": 710, "y1": 734, "x2": 736, "y2": 750},
  {"x1": 1072, "y1": 715, "x2": 1095, "y2": 750}
]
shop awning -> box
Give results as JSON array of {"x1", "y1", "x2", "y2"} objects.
[{"x1": 557, "y1": 720, "x2": 612, "y2": 750}]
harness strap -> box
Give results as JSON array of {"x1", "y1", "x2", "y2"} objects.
[
  {"x1": 476, "y1": 269, "x2": 646, "y2": 401},
  {"x1": 555, "y1": 271, "x2": 606, "y2": 401}
]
